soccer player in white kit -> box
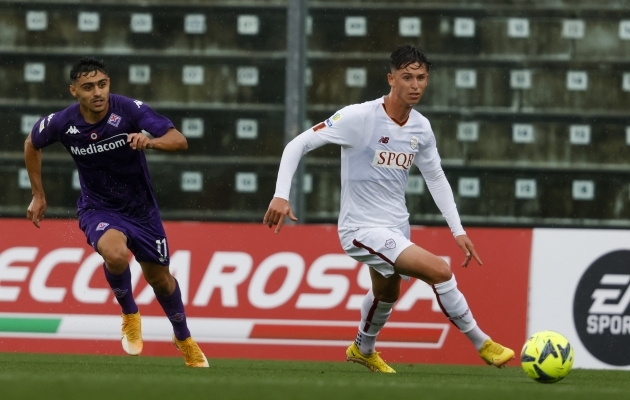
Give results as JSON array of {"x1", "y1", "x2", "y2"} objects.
[{"x1": 264, "y1": 45, "x2": 514, "y2": 372}]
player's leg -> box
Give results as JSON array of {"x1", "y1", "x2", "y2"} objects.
[
  {"x1": 139, "y1": 262, "x2": 189, "y2": 342},
  {"x1": 341, "y1": 227, "x2": 411, "y2": 373},
  {"x1": 139, "y1": 262, "x2": 208, "y2": 367},
  {"x1": 346, "y1": 268, "x2": 399, "y2": 373},
  {"x1": 128, "y1": 214, "x2": 208, "y2": 367},
  {"x1": 78, "y1": 209, "x2": 142, "y2": 356},
  {"x1": 394, "y1": 245, "x2": 514, "y2": 367},
  {"x1": 98, "y1": 229, "x2": 138, "y2": 313},
  {"x1": 355, "y1": 269, "x2": 399, "y2": 356},
  {"x1": 96, "y1": 228, "x2": 143, "y2": 355}
]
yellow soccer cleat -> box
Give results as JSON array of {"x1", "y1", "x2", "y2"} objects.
[
  {"x1": 121, "y1": 311, "x2": 143, "y2": 356},
  {"x1": 346, "y1": 342, "x2": 396, "y2": 373},
  {"x1": 173, "y1": 334, "x2": 209, "y2": 368},
  {"x1": 479, "y1": 339, "x2": 515, "y2": 368}
]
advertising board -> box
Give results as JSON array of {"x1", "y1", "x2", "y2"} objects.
[
  {"x1": 0, "y1": 219, "x2": 530, "y2": 365},
  {"x1": 529, "y1": 229, "x2": 630, "y2": 370}
]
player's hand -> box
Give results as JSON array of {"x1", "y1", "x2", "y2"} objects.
[
  {"x1": 455, "y1": 234, "x2": 482, "y2": 267},
  {"x1": 263, "y1": 197, "x2": 297, "y2": 233},
  {"x1": 127, "y1": 133, "x2": 153, "y2": 151},
  {"x1": 26, "y1": 195, "x2": 47, "y2": 228}
]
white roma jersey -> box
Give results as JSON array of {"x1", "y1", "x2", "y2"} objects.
[
  {"x1": 274, "y1": 96, "x2": 464, "y2": 235},
  {"x1": 312, "y1": 97, "x2": 441, "y2": 229}
]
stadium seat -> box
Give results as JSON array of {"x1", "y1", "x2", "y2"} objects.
[
  {"x1": 1, "y1": 5, "x2": 286, "y2": 52},
  {"x1": 0, "y1": 158, "x2": 77, "y2": 214},
  {"x1": 148, "y1": 161, "x2": 279, "y2": 220},
  {"x1": 427, "y1": 119, "x2": 630, "y2": 165},
  {"x1": 2, "y1": 0, "x2": 630, "y2": 227},
  {"x1": 167, "y1": 110, "x2": 285, "y2": 158},
  {"x1": 404, "y1": 170, "x2": 630, "y2": 224}
]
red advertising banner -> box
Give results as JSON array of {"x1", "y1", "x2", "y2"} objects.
[{"x1": 0, "y1": 219, "x2": 531, "y2": 365}]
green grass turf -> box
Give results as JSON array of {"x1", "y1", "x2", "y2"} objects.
[{"x1": 0, "y1": 353, "x2": 629, "y2": 400}]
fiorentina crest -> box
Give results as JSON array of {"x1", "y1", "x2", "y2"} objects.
[{"x1": 107, "y1": 113, "x2": 122, "y2": 127}]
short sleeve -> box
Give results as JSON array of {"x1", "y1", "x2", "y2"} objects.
[
  {"x1": 30, "y1": 113, "x2": 60, "y2": 149},
  {"x1": 123, "y1": 98, "x2": 174, "y2": 138},
  {"x1": 310, "y1": 104, "x2": 365, "y2": 148}
]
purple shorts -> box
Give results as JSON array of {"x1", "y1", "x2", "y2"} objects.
[{"x1": 78, "y1": 210, "x2": 169, "y2": 266}]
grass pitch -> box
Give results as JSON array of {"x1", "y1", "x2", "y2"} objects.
[{"x1": 0, "y1": 353, "x2": 629, "y2": 400}]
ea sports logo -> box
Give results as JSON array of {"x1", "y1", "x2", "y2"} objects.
[{"x1": 573, "y1": 250, "x2": 630, "y2": 366}]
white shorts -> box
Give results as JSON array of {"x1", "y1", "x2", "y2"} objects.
[{"x1": 339, "y1": 225, "x2": 414, "y2": 279}]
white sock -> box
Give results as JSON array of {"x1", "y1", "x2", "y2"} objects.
[
  {"x1": 355, "y1": 289, "x2": 395, "y2": 355},
  {"x1": 433, "y1": 275, "x2": 490, "y2": 351},
  {"x1": 465, "y1": 326, "x2": 491, "y2": 350},
  {"x1": 355, "y1": 331, "x2": 376, "y2": 356}
]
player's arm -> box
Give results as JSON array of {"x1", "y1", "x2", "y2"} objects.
[
  {"x1": 420, "y1": 167, "x2": 482, "y2": 267},
  {"x1": 265, "y1": 106, "x2": 363, "y2": 233},
  {"x1": 415, "y1": 121, "x2": 481, "y2": 267},
  {"x1": 264, "y1": 128, "x2": 328, "y2": 233},
  {"x1": 127, "y1": 128, "x2": 187, "y2": 151},
  {"x1": 24, "y1": 133, "x2": 46, "y2": 228},
  {"x1": 414, "y1": 129, "x2": 482, "y2": 267}
]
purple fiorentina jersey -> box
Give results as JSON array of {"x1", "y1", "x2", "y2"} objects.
[{"x1": 30, "y1": 94, "x2": 174, "y2": 217}]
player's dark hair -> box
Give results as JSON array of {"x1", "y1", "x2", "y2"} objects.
[
  {"x1": 389, "y1": 44, "x2": 432, "y2": 72},
  {"x1": 70, "y1": 57, "x2": 108, "y2": 81}
]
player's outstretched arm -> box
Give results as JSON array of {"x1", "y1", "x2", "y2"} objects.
[
  {"x1": 263, "y1": 197, "x2": 297, "y2": 233},
  {"x1": 24, "y1": 134, "x2": 47, "y2": 228},
  {"x1": 127, "y1": 128, "x2": 188, "y2": 151},
  {"x1": 454, "y1": 234, "x2": 483, "y2": 267},
  {"x1": 421, "y1": 168, "x2": 482, "y2": 267},
  {"x1": 265, "y1": 127, "x2": 328, "y2": 233}
]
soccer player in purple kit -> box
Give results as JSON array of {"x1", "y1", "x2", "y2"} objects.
[{"x1": 23, "y1": 57, "x2": 208, "y2": 367}]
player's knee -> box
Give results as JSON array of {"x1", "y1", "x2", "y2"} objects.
[
  {"x1": 427, "y1": 258, "x2": 453, "y2": 285},
  {"x1": 100, "y1": 248, "x2": 128, "y2": 272},
  {"x1": 431, "y1": 260, "x2": 453, "y2": 285}
]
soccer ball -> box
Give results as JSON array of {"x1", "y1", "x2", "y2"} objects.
[{"x1": 520, "y1": 330, "x2": 574, "y2": 383}]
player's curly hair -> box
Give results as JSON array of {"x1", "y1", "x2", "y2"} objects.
[
  {"x1": 70, "y1": 57, "x2": 108, "y2": 81},
  {"x1": 389, "y1": 44, "x2": 432, "y2": 72}
]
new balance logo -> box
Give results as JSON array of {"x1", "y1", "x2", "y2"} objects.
[
  {"x1": 66, "y1": 126, "x2": 80, "y2": 135},
  {"x1": 378, "y1": 136, "x2": 390, "y2": 144}
]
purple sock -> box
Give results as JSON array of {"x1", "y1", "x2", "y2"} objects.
[
  {"x1": 103, "y1": 264, "x2": 138, "y2": 315},
  {"x1": 155, "y1": 279, "x2": 191, "y2": 341}
]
